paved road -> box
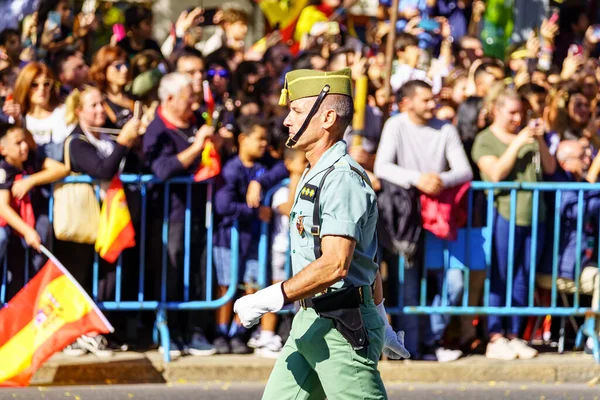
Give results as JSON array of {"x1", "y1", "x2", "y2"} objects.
[{"x1": 2, "y1": 383, "x2": 599, "y2": 400}]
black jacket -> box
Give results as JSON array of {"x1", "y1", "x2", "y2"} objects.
[{"x1": 377, "y1": 179, "x2": 422, "y2": 265}]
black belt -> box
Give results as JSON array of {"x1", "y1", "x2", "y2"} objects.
[{"x1": 299, "y1": 285, "x2": 372, "y2": 310}]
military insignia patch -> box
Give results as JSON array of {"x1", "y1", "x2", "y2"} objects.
[
  {"x1": 296, "y1": 216, "x2": 305, "y2": 235},
  {"x1": 300, "y1": 184, "x2": 318, "y2": 202}
]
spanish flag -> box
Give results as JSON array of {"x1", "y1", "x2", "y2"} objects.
[
  {"x1": 194, "y1": 141, "x2": 221, "y2": 182},
  {"x1": 95, "y1": 176, "x2": 136, "y2": 263},
  {"x1": 0, "y1": 248, "x2": 113, "y2": 386}
]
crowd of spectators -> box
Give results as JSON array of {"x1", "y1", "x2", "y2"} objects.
[{"x1": 0, "y1": 0, "x2": 599, "y2": 363}]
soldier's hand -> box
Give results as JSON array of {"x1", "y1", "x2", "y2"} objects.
[
  {"x1": 377, "y1": 300, "x2": 411, "y2": 359},
  {"x1": 383, "y1": 326, "x2": 411, "y2": 359},
  {"x1": 234, "y1": 282, "x2": 285, "y2": 328}
]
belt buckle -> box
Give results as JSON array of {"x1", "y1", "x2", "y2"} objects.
[{"x1": 358, "y1": 286, "x2": 364, "y2": 303}]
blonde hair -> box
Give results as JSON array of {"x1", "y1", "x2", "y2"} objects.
[{"x1": 65, "y1": 86, "x2": 100, "y2": 126}]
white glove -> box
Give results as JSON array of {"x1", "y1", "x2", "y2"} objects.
[
  {"x1": 376, "y1": 299, "x2": 411, "y2": 360},
  {"x1": 234, "y1": 282, "x2": 285, "y2": 328}
]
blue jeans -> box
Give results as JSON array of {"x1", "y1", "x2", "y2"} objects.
[
  {"x1": 489, "y1": 212, "x2": 545, "y2": 336},
  {"x1": 424, "y1": 268, "x2": 464, "y2": 346}
]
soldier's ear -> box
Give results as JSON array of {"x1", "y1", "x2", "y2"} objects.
[{"x1": 321, "y1": 108, "x2": 337, "y2": 131}]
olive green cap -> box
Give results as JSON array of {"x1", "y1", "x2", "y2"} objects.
[{"x1": 279, "y1": 67, "x2": 353, "y2": 106}]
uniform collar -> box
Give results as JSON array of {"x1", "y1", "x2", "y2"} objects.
[{"x1": 302, "y1": 140, "x2": 347, "y2": 184}]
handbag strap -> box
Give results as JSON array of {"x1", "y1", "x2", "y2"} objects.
[{"x1": 63, "y1": 133, "x2": 89, "y2": 173}]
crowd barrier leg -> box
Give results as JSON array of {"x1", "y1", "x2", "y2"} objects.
[
  {"x1": 156, "y1": 307, "x2": 171, "y2": 363},
  {"x1": 576, "y1": 313, "x2": 600, "y2": 363}
]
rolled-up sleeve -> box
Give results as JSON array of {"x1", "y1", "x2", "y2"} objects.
[{"x1": 319, "y1": 170, "x2": 370, "y2": 242}]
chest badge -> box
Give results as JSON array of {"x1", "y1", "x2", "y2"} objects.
[
  {"x1": 300, "y1": 184, "x2": 318, "y2": 203},
  {"x1": 296, "y1": 216, "x2": 305, "y2": 236}
]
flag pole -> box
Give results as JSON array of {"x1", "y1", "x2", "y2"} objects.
[{"x1": 384, "y1": 0, "x2": 399, "y2": 102}]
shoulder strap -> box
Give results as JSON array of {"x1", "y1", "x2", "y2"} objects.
[
  {"x1": 63, "y1": 133, "x2": 89, "y2": 172},
  {"x1": 103, "y1": 101, "x2": 118, "y2": 124},
  {"x1": 311, "y1": 164, "x2": 371, "y2": 259}
]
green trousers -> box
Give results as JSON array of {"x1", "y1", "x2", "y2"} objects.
[{"x1": 262, "y1": 302, "x2": 387, "y2": 400}]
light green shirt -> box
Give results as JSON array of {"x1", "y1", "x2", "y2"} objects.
[{"x1": 289, "y1": 141, "x2": 379, "y2": 289}]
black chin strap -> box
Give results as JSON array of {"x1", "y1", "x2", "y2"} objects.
[{"x1": 286, "y1": 85, "x2": 330, "y2": 148}]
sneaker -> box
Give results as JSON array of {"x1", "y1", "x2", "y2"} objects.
[
  {"x1": 486, "y1": 337, "x2": 517, "y2": 360},
  {"x1": 188, "y1": 332, "x2": 217, "y2": 356},
  {"x1": 230, "y1": 335, "x2": 252, "y2": 354},
  {"x1": 247, "y1": 329, "x2": 263, "y2": 349},
  {"x1": 435, "y1": 347, "x2": 462, "y2": 363},
  {"x1": 158, "y1": 339, "x2": 183, "y2": 357},
  {"x1": 77, "y1": 335, "x2": 113, "y2": 358},
  {"x1": 63, "y1": 340, "x2": 86, "y2": 357},
  {"x1": 213, "y1": 335, "x2": 231, "y2": 354},
  {"x1": 508, "y1": 338, "x2": 538, "y2": 359},
  {"x1": 255, "y1": 335, "x2": 283, "y2": 359}
]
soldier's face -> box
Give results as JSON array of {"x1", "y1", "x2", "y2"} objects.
[{"x1": 284, "y1": 97, "x2": 322, "y2": 149}]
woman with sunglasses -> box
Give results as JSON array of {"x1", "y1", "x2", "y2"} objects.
[
  {"x1": 89, "y1": 45, "x2": 135, "y2": 131},
  {"x1": 11, "y1": 62, "x2": 73, "y2": 161}
]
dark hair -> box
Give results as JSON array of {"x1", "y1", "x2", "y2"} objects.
[
  {"x1": 263, "y1": 43, "x2": 290, "y2": 64},
  {"x1": 237, "y1": 115, "x2": 267, "y2": 137},
  {"x1": 0, "y1": 29, "x2": 19, "y2": 47},
  {"x1": 0, "y1": 123, "x2": 20, "y2": 141},
  {"x1": 559, "y1": 5, "x2": 586, "y2": 34},
  {"x1": 400, "y1": 80, "x2": 432, "y2": 98},
  {"x1": 125, "y1": 5, "x2": 153, "y2": 30},
  {"x1": 456, "y1": 96, "x2": 484, "y2": 144},
  {"x1": 232, "y1": 61, "x2": 262, "y2": 97},
  {"x1": 268, "y1": 115, "x2": 289, "y2": 150},
  {"x1": 518, "y1": 83, "x2": 547, "y2": 98},
  {"x1": 36, "y1": 0, "x2": 65, "y2": 44},
  {"x1": 292, "y1": 50, "x2": 321, "y2": 70},
  {"x1": 474, "y1": 59, "x2": 504, "y2": 81},
  {"x1": 171, "y1": 46, "x2": 204, "y2": 70},
  {"x1": 395, "y1": 32, "x2": 418, "y2": 52},
  {"x1": 205, "y1": 51, "x2": 232, "y2": 72},
  {"x1": 51, "y1": 49, "x2": 78, "y2": 77}
]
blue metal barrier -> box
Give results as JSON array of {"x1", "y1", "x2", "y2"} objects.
[
  {"x1": 1, "y1": 177, "x2": 599, "y2": 363},
  {"x1": 256, "y1": 180, "x2": 599, "y2": 362},
  {"x1": 0, "y1": 174, "x2": 240, "y2": 363}
]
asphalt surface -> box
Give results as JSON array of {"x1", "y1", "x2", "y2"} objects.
[{"x1": 2, "y1": 383, "x2": 600, "y2": 400}]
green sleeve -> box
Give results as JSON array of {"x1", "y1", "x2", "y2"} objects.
[
  {"x1": 318, "y1": 169, "x2": 372, "y2": 242},
  {"x1": 471, "y1": 130, "x2": 496, "y2": 164}
]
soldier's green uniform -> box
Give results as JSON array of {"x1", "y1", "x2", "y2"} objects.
[{"x1": 262, "y1": 69, "x2": 386, "y2": 400}]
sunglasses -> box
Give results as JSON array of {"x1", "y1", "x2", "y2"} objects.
[
  {"x1": 112, "y1": 62, "x2": 129, "y2": 71},
  {"x1": 31, "y1": 80, "x2": 53, "y2": 90},
  {"x1": 207, "y1": 69, "x2": 229, "y2": 78}
]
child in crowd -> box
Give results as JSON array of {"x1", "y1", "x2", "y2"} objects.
[
  {"x1": 213, "y1": 115, "x2": 271, "y2": 354},
  {"x1": 0, "y1": 124, "x2": 67, "y2": 297},
  {"x1": 245, "y1": 116, "x2": 290, "y2": 208},
  {"x1": 247, "y1": 121, "x2": 307, "y2": 358}
]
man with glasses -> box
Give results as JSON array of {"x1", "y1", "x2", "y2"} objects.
[{"x1": 174, "y1": 47, "x2": 204, "y2": 113}]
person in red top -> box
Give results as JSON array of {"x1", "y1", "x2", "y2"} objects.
[{"x1": 0, "y1": 124, "x2": 67, "y2": 298}]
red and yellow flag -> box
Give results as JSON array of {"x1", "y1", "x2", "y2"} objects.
[
  {"x1": 0, "y1": 251, "x2": 113, "y2": 386},
  {"x1": 194, "y1": 141, "x2": 221, "y2": 182},
  {"x1": 95, "y1": 176, "x2": 136, "y2": 263}
]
